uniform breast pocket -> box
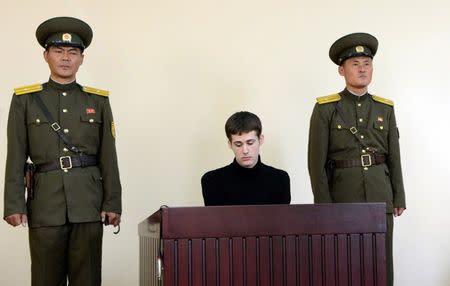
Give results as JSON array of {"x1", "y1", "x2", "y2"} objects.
[
  {"x1": 27, "y1": 115, "x2": 51, "y2": 145},
  {"x1": 79, "y1": 113, "x2": 102, "y2": 146},
  {"x1": 373, "y1": 121, "x2": 388, "y2": 132},
  {"x1": 372, "y1": 121, "x2": 389, "y2": 148},
  {"x1": 329, "y1": 120, "x2": 354, "y2": 151}
]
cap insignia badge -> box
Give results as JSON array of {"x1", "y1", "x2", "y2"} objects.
[
  {"x1": 355, "y1": 45, "x2": 364, "y2": 53},
  {"x1": 62, "y1": 33, "x2": 72, "y2": 42}
]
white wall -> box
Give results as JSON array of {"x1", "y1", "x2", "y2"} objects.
[{"x1": 1, "y1": 1, "x2": 449, "y2": 285}]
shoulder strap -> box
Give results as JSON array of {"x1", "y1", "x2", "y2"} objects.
[
  {"x1": 316, "y1": 93, "x2": 341, "y2": 104},
  {"x1": 34, "y1": 94, "x2": 82, "y2": 154},
  {"x1": 83, "y1": 86, "x2": 109, "y2": 97},
  {"x1": 372, "y1": 95, "x2": 394, "y2": 106},
  {"x1": 14, "y1": 84, "x2": 43, "y2": 96},
  {"x1": 334, "y1": 103, "x2": 372, "y2": 150}
]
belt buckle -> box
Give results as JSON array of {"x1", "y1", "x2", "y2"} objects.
[
  {"x1": 59, "y1": 156, "x2": 73, "y2": 170},
  {"x1": 350, "y1": 127, "x2": 358, "y2": 134},
  {"x1": 361, "y1": 154, "x2": 372, "y2": 167}
]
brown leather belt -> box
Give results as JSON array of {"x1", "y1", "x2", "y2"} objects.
[
  {"x1": 334, "y1": 154, "x2": 386, "y2": 168},
  {"x1": 35, "y1": 155, "x2": 97, "y2": 173}
]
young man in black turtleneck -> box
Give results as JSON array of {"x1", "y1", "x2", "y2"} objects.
[{"x1": 201, "y1": 111, "x2": 290, "y2": 206}]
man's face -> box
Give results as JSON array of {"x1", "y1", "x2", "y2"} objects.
[
  {"x1": 228, "y1": 131, "x2": 264, "y2": 168},
  {"x1": 338, "y1": 56, "x2": 373, "y2": 91},
  {"x1": 44, "y1": 46, "x2": 84, "y2": 82}
]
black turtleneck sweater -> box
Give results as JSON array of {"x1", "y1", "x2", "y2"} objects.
[{"x1": 201, "y1": 157, "x2": 290, "y2": 206}]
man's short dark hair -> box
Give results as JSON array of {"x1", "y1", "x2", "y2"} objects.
[{"x1": 225, "y1": 111, "x2": 262, "y2": 140}]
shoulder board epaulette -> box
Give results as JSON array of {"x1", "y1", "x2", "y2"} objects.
[
  {"x1": 83, "y1": 86, "x2": 109, "y2": 97},
  {"x1": 372, "y1": 95, "x2": 394, "y2": 106},
  {"x1": 316, "y1": 93, "x2": 341, "y2": 104},
  {"x1": 14, "y1": 83, "x2": 43, "y2": 96}
]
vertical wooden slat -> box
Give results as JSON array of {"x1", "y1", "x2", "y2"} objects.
[
  {"x1": 205, "y1": 238, "x2": 217, "y2": 286},
  {"x1": 311, "y1": 235, "x2": 323, "y2": 286},
  {"x1": 163, "y1": 239, "x2": 175, "y2": 286},
  {"x1": 139, "y1": 237, "x2": 146, "y2": 286},
  {"x1": 362, "y1": 234, "x2": 375, "y2": 286},
  {"x1": 337, "y1": 234, "x2": 349, "y2": 286},
  {"x1": 323, "y1": 234, "x2": 336, "y2": 286},
  {"x1": 245, "y1": 237, "x2": 258, "y2": 286},
  {"x1": 285, "y1": 235, "x2": 297, "y2": 286},
  {"x1": 191, "y1": 239, "x2": 203, "y2": 286},
  {"x1": 375, "y1": 233, "x2": 387, "y2": 286},
  {"x1": 298, "y1": 235, "x2": 310, "y2": 285},
  {"x1": 219, "y1": 238, "x2": 231, "y2": 286},
  {"x1": 232, "y1": 237, "x2": 244, "y2": 286},
  {"x1": 350, "y1": 234, "x2": 362, "y2": 286},
  {"x1": 272, "y1": 236, "x2": 284, "y2": 285},
  {"x1": 259, "y1": 236, "x2": 270, "y2": 286},
  {"x1": 177, "y1": 239, "x2": 190, "y2": 286}
]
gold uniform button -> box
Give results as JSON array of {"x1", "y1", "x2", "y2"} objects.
[
  {"x1": 363, "y1": 167, "x2": 368, "y2": 171},
  {"x1": 89, "y1": 119, "x2": 94, "y2": 123},
  {"x1": 357, "y1": 103, "x2": 362, "y2": 107},
  {"x1": 63, "y1": 109, "x2": 68, "y2": 113},
  {"x1": 380, "y1": 126, "x2": 384, "y2": 130},
  {"x1": 64, "y1": 169, "x2": 69, "y2": 173},
  {"x1": 362, "y1": 149, "x2": 366, "y2": 153},
  {"x1": 62, "y1": 92, "x2": 67, "y2": 96},
  {"x1": 63, "y1": 129, "x2": 69, "y2": 134},
  {"x1": 63, "y1": 148, "x2": 69, "y2": 152},
  {"x1": 360, "y1": 135, "x2": 364, "y2": 139},
  {"x1": 359, "y1": 118, "x2": 363, "y2": 122},
  {"x1": 337, "y1": 124, "x2": 342, "y2": 129},
  {"x1": 36, "y1": 119, "x2": 40, "y2": 123}
]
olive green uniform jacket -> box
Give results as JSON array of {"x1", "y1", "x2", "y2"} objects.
[
  {"x1": 3, "y1": 79, "x2": 122, "y2": 227},
  {"x1": 308, "y1": 89, "x2": 406, "y2": 213}
]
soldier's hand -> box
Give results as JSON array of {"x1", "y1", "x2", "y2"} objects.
[
  {"x1": 101, "y1": 211, "x2": 121, "y2": 227},
  {"x1": 394, "y1": 207, "x2": 405, "y2": 217},
  {"x1": 5, "y1": 214, "x2": 28, "y2": 227}
]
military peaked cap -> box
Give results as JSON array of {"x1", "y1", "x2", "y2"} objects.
[
  {"x1": 36, "y1": 17, "x2": 93, "y2": 51},
  {"x1": 329, "y1": 32, "x2": 378, "y2": 65}
]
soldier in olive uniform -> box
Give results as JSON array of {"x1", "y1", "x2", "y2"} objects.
[
  {"x1": 308, "y1": 33, "x2": 406, "y2": 286},
  {"x1": 3, "y1": 17, "x2": 121, "y2": 286}
]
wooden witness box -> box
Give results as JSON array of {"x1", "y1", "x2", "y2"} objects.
[{"x1": 139, "y1": 203, "x2": 387, "y2": 286}]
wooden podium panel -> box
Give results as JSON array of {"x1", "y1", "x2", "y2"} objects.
[{"x1": 139, "y1": 203, "x2": 386, "y2": 286}]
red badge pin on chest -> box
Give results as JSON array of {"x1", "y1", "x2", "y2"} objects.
[{"x1": 86, "y1": 108, "x2": 96, "y2": 114}]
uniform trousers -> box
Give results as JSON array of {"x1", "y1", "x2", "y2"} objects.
[{"x1": 29, "y1": 221, "x2": 103, "y2": 286}]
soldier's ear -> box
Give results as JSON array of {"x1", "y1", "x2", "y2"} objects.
[
  {"x1": 338, "y1": 65, "x2": 345, "y2": 76},
  {"x1": 43, "y1": 50, "x2": 49, "y2": 63},
  {"x1": 259, "y1": 134, "x2": 264, "y2": 145}
]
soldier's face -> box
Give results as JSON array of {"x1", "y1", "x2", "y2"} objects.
[
  {"x1": 228, "y1": 131, "x2": 264, "y2": 168},
  {"x1": 44, "y1": 46, "x2": 84, "y2": 83},
  {"x1": 338, "y1": 56, "x2": 373, "y2": 91}
]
